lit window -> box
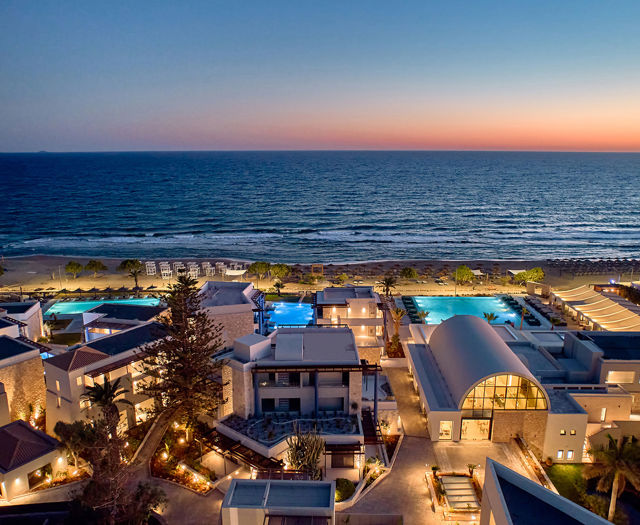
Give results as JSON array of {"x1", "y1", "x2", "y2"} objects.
[
  {"x1": 567, "y1": 450, "x2": 574, "y2": 460},
  {"x1": 56, "y1": 380, "x2": 60, "y2": 391},
  {"x1": 76, "y1": 377, "x2": 82, "y2": 387},
  {"x1": 606, "y1": 371, "x2": 635, "y2": 384},
  {"x1": 600, "y1": 408, "x2": 607, "y2": 422},
  {"x1": 56, "y1": 397, "x2": 61, "y2": 408},
  {"x1": 556, "y1": 450, "x2": 563, "y2": 459},
  {"x1": 560, "y1": 429, "x2": 566, "y2": 435},
  {"x1": 570, "y1": 429, "x2": 576, "y2": 435}
]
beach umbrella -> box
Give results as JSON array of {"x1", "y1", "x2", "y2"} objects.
[
  {"x1": 118, "y1": 286, "x2": 128, "y2": 292},
  {"x1": 46, "y1": 287, "x2": 55, "y2": 291},
  {"x1": 59, "y1": 289, "x2": 68, "y2": 294},
  {"x1": 34, "y1": 287, "x2": 43, "y2": 292},
  {"x1": 88, "y1": 287, "x2": 99, "y2": 293},
  {"x1": 73, "y1": 288, "x2": 84, "y2": 293},
  {"x1": 103, "y1": 287, "x2": 113, "y2": 292}
]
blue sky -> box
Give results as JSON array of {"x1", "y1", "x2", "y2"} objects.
[{"x1": 1, "y1": 1, "x2": 639, "y2": 151}]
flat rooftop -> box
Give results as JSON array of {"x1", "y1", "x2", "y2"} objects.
[
  {"x1": 267, "y1": 327, "x2": 359, "y2": 365},
  {"x1": 0, "y1": 335, "x2": 39, "y2": 361},
  {"x1": 0, "y1": 302, "x2": 38, "y2": 314},
  {"x1": 405, "y1": 343, "x2": 457, "y2": 410},
  {"x1": 199, "y1": 281, "x2": 252, "y2": 307},
  {"x1": 581, "y1": 332, "x2": 640, "y2": 360},
  {"x1": 545, "y1": 388, "x2": 586, "y2": 414},
  {"x1": 225, "y1": 479, "x2": 333, "y2": 509},
  {"x1": 84, "y1": 322, "x2": 165, "y2": 356},
  {"x1": 316, "y1": 286, "x2": 377, "y2": 305},
  {"x1": 86, "y1": 302, "x2": 166, "y2": 321}
]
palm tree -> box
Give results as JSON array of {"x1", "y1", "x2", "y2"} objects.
[
  {"x1": 389, "y1": 307, "x2": 406, "y2": 337},
  {"x1": 483, "y1": 312, "x2": 499, "y2": 324},
  {"x1": 416, "y1": 310, "x2": 429, "y2": 324},
  {"x1": 117, "y1": 259, "x2": 144, "y2": 291},
  {"x1": 379, "y1": 275, "x2": 397, "y2": 297},
  {"x1": 81, "y1": 378, "x2": 131, "y2": 434},
  {"x1": 583, "y1": 434, "x2": 640, "y2": 521},
  {"x1": 520, "y1": 307, "x2": 529, "y2": 330},
  {"x1": 273, "y1": 281, "x2": 284, "y2": 296}
]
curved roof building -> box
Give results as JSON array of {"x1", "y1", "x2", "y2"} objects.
[
  {"x1": 428, "y1": 315, "x2": 546, "y2": 409},
  {"x1": 406, "y1": 315, "x2": 551, "y2": 443}
]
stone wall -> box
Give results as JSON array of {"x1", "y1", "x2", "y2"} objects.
[
  {"x1": 348, "y1": 372, "x2": 362, "y2": 414},
  {"x1": 221, "y1": 365, "x2": 234, "y2": 418},
  {"x1": 491, "y1": 410, "x2": 547, "y2": 456},
  {"x1": 0, "y1": 357, "x2": 46, "y2": 422},
  {"x1": 211, "y1": 311, "x2": 255, "y2": 349}
]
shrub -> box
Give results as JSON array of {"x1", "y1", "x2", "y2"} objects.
[
  {"x1": 400, "y1": 267, "x2": 418, "y2": 279},
  {"x1": 335, "y1": 478, "x2": 356, "y2": 502}
]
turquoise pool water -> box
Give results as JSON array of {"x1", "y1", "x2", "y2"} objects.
[
  {"x1": 266, "y1": 302, "x2": 314, "y2": 327},
  {"x1": 46, "y1": 297, "x2": 161, "y2": 315},
  {"x1": 412, "y1": 296, "x2": 520, "y2": 325}
]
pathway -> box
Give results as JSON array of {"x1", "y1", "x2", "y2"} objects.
[{"x1": 344, "y1": 368, "x2": 438, "y2": 525}]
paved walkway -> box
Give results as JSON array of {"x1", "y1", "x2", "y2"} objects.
[
  {"x1": 154, "y1": 479, "x2": 223, "y2": 525},
  {"x1": 344, "y1": 368, "x2": 438, "y2": 525}
]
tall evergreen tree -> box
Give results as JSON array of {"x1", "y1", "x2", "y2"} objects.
[{"x1": 138, "y1": 275, "x2": 225, "y2": 439}]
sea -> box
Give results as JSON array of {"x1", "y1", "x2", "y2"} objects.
[{"x1": 1, "y1": 151, "x2": 639, "y2": 263}]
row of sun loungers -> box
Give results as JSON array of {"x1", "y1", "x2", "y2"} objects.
[
  {"x1": 146, "y1": 260, "x2": 247, "y2": 279},
  {"x1": 523, "y1": 295, "x2": 567, "y2": 326},
  {"x1": 501, "y1": 295, "x2": 542, "y2": 326}
]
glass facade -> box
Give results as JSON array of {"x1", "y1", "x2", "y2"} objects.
[{"x1": 461, "y1": 374, "x2": 547, "y2": 418}]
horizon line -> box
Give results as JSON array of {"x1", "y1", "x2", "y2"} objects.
[{"x1": 2, "y1": 148, "x2": 640, "y2": 154}]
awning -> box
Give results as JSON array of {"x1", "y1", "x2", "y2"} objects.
[{"x1": 552, "y1": 285, "x2": 640, "y2": 331}]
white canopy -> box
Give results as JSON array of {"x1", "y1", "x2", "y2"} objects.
[{"x1": 552, "y1": 285, "x2": 640, "y2": 331}]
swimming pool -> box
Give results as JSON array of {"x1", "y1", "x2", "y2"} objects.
[
  {"x1": 266, "y1": 302, "x2": 314, "y2": 328},
  {"x1": 411, "y1": 296, "x2": 522, "y2": 325},
  {"x1": 46, "y1": 298, "x2": 161, "y2": 315}
]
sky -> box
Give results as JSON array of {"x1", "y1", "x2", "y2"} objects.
[{"x1": 1, "y1": 1, "x2": 639, "y2": 152}]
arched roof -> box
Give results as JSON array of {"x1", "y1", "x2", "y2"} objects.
[{"x1": 429, "y1": 315, "x2": 543, "y2": 408}]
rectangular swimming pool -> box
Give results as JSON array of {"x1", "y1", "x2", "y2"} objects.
[
  {"x1": 411, "y1": 296, "x2": 524, "y2": 326},
  {"x1": 46, "y1": 297, "x2": 161, "y2": 316},
  {"x1": 265, "y1": 302, "x2": 314, "y2": 328}
]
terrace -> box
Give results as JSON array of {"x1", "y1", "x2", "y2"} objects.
[{"x1": 221, "y1": 413, "x2": 361, "y2": 446}]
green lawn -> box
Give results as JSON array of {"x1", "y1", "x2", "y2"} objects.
[
  {"x1": 264, "y1": 294, "x2": 300, "y2": 302},
  {"x1": 49, "y1": 332, "x2": 82, "y2": 346},
  {"x1": 546, "y1": 464, "x2": 586, "y2": 504}
]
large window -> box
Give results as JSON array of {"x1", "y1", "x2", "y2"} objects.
[{"x1": 461, "y1": 374, "x2": 547, "y2": 417}]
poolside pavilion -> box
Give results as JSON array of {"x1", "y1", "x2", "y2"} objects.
[{"x1": 551, "y1": 285, "x2": 640, "y2": 331}]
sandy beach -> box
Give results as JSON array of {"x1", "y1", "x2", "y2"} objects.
[{"x1": 1, "y1": 254, "x2": 637, "y2": 299}]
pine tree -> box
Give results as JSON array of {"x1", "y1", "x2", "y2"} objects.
[{"x1": 138, "y1": 275, "x2": 225, "y2": 439}]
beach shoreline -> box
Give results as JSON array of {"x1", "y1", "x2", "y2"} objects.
[{"x1": 1, "y1": 253, "x2": 636, "y2": 296}]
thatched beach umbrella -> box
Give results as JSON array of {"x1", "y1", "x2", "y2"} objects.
[
  {"x1": 118, "y1": 286, "x2": 128, "y2": 292},
  {"x1": 73, "y1": 288, "x2": 84, "y2": 294}
]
